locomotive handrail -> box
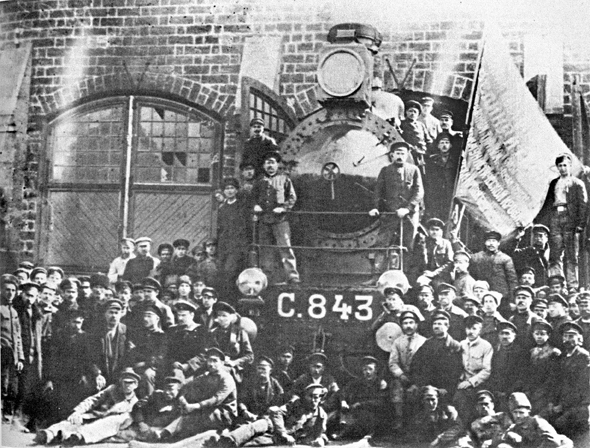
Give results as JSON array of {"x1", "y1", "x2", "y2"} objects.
[
  {"x1": 256, "y1": 211, "x2": 399, "y2": 215},
  {"x1": 253, "y1": 243, "x2": 408, "y2": 251}
]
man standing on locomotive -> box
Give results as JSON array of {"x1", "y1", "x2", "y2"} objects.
[{"x1": 368, "y1": 141, "x2": 424, "y2": 282}]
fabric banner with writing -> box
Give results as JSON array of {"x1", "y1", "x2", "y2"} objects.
[{"x1": 455, "y1": 26, "x2": 582, "y2": 238}]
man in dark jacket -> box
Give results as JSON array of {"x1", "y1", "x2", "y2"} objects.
[
  {"x1": 410, "y1": 310, "x2": 463, "y2": 399},
  {"x1": 368, "y1": 141, "x2": 424, "y2": 279},
  {"x1": 536, "y1": 153, "x2": 588, "y2": 291},
  {"x1": 241, "y1": 117, "x2": 280, "y2": 178},
  {"x1": 546, "y1": 321, "x2": 590, "y2": 437},
  {"x1": 512, "y1": 224, "x2": 551, "y2": 287},
  {"x1": 1, "y1": 274, "x2": 24, "y2": 423}
]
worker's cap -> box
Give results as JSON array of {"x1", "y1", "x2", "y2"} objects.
[
  {"x1": 420, "y1": 96, "x2": 435, "y2": 105},
  {"x1": 464, "y1": 315, "x2": 484, "y2": 327},
  {"x1": 431, "y1": 309, "x2": 451, "y2": 323},
  {"x1": 31, "y1": 267, "x2": 47, "y2": 277},
  {"x1": 164, "y1": 369, "x2": 185, "y2": 385},
  {"x1": 21, "y1": 282, "x2": 42, "y2": 292},
  {"x1": 497, "y1": 321, "x2": 518, "y2": 333},
  {"x1": 1, "y1": 274, "x2": 19, "y2": 287},
  {"x1": 476, "y1": 390, "x2": 495, "y2": 404},
  {"x1": 177, "y1": 275, "x2": 192, "y2": 287},
  {"x1": 140, "y1": 303, "x2": 163, "y2": 319},
  {"x1": 508, "y1": 392, "x2": 531, "y2": 411},
  {"x1": 202, "y1": 287, "x2": 218, "y2": 299},
  {"x1": 222, "y1": 177, "x2": 240, "y2": 189},
  {"x1": 141, "y1": 277, "x2": 162, "y2": 292},
  {"x1": 135, "y1": 236, "x2": 153, "y2": 245},
  {"x1": 453, "y1": 250, "x2": 471, "y2": 261},
  {"x1": 389, "y1": 141, "x2": 410, "y2": 152},
  {"x1": 157, "y1": 243, "x2": 174, "y2": 255},
  {"x1": 439, "y1": 110, "x2": 454, "y2": 119},
  {"x1": 121, "y1": 237, "x2": 136, "y2": 245},
  {"x1": 90, "y1": 273, "x2": 110, "y2": 289},
  {"x1": 174, "y1": 300, "x2": 197, "y2": 313},
  {"x1": 257, "y1": 355, "x2": 275, "y2": 368},
  {"x1": 462, "y1": 294, "x2": 481, "y2": 306},
  {"x1": 47, "y1": 266, "x2": 64, "y2": 277},
  {"x1": 104, "y1": 299, "x2": 124, "y2": 312},
  {"x1": 306, "y1": 352, "x2": 328, "y2": 364},
  {"x1": 361, "y1": 355, "x2": 380, "y2": 366},
  {"x1": 405, "y1": 100, "x2": 422, "y2": 113},
  {"x1": 532, "y1": 224, "x2": 550, "y2": 235},
  {"x1": 250, "y1": 117, "x2": 265, "y2": 127},
  {"x1": 518, "y1": 266, "x2": 536, "y2": 277},
  {"x1": 426, "y1": 218, "x2": 445, "y2": 229},
  {"x1": 531, "y1": 320, "x2": 553, "y2": 334},
  {"x1": 263, "y1": 151, "x2": 282, "y2": 163},
  {"x1": 305, "y1": 383, "x2": 327, "y2": 396},
  {"x1": 60, "y1": 278, "x2": 80, "y2": 290},
  {"x1": 547, "y1": 275, "x2": 566, "y2": 286},
  {"x1": 421, "y1": 385, "x2": 441, "y2": 399},
  {"x1": 559, "y1": 321, "x2": 584, "y2": 335},
  {"x1": 483, "y1": 230, "x2": 502, "y2": 241},
  {"x1": 213, "y1": 301, "x2": 236, "y2": 315},
  {"x1": 172, "y1": 239, "x2": 190, "y2": 249},
  {"x1": 473, "y1": 280, "x2": 490, "y2": 291},
  {"x1": 514, "y1": 285, "x2": 535, "y2": 299},
  {"x1": 547, "y1": 294, "x2": 568, "y2": 308},
  {"x1": 19, "y1": 261, "x2": 35, "y2": 270},
  {"x1": 531, "y1": 298, "x2": 548, "y2": 309},
  {"x1": 119, "y1": 367, "x2": 141, "y2": 382},
  {"x1": 114, "y1": 280, "x2": 133, "y2": 292},
  {"x1": 437, "y1": 283, "x2": 456, "y2": 294},
  {"x1": 400, "y1": 309, "x2": 421, "y2": 323},
  {"x1": 205, "y1": 347, "x2": 226, "y2": 359}
]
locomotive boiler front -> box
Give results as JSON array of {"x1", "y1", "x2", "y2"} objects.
[{"x1": 278, "y1": 23, "x2": 405, "y2": 284}]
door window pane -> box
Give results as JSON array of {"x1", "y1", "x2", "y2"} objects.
[
  {"x1": 51, "y1": 106, "x2": 124, "y2": 183},
  {"x1": 135, "y1": 104, "x2": 218, "y2": 185}
]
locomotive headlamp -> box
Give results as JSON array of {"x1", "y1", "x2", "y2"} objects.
[
  {"x1": 317, "y1": 48, "x2": 366, "y2": 98},
  {"x1": 236, "y1": 267, "x2": 268, "y2": 297}
]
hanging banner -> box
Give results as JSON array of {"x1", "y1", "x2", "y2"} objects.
[{"x1": 455, "y1": 26, "x2": 582, "y2": 238}]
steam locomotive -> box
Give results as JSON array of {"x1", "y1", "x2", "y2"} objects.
[{"x1": 235, "y1": 23, "x2": 468, "y2": 370}]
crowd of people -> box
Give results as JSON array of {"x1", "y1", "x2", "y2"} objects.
[{"x1": 1, "y1": 95, "x2": 589, "y2": 448}]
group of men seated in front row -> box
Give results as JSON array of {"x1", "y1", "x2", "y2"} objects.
[{"x1": 2, "y1": 255, "x2": 589, "y2": 448}]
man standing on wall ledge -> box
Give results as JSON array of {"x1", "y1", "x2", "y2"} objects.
[
  {"x1": 535, "y1": 154, "x2": 588, "y2": 292},
  {"x1": 241, "y1": 117, "x2": 279, "y2": 178}
]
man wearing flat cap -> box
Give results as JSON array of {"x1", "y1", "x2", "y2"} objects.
[
  {"x1": 140, "y1": 277, "x2": 175, "y2": 330},
  {"x1": 53, "y1": 278, "x2": 81, "y2": 332},
  {"x1": 488, "y1": 321, "x2": 527, "y2": 412},
  {"x1": 509, "y1": 285, "x2": 542, "y2": 349},
  {"x1": 546, "y1": 294, "x2": 572, "y2": 351},
  {"x1": 435, "y1": 282, "x2": 468, "y2": 341},
  {"x1": 13, "y1": 281, "x2": 44, "y2": 432},
  {"x1": 122, "y1": 236, "x2": 161, "y2": 285},
  {"x1": 170, "y1": 238, "x2": 193, "y2": 277},
  {"x1": 418, "y1": 97, "x2": 442, "y2": 142},
  {"x1": 167, "y1": 301, "x2": 207, "y2": 375},
  {"x1": 410, "y1": 310, "x2": 463, "y2": 400},
  {"x1": 414, "y1": 218, "x2": 454, "y2": 286},
  {"x1": 1, "y1": 274, "x2": 24, "y2": 423},
  {"x1": 573, "y1": 292, "x2": 590, "y2": 352},
  {"x1": 407, "y1": 385, "x2": 462, "y2": 446},
  {"x1": 546, "y1": 321, "x2": 590, "y2": 437},
  {"x1": 339, "y1": 355, "x2": 389, "y2": 439},
  {"x1": 127, "y1": 302, "x2": 168, "y2": 397},
  {"x1": 116, "y1": 370, "x2": 185, "y2": 442},
  {"x1": 157, "y1": 347, "x2": 237, "y2": 440},
  {"x1": 241, "y1": 117, "x2": 280, "y2": 178},
  {"x1": 453, "y1": 315, "x2": 493, "y2": 426},
  {"x1": 389, "y1": 309, "x2": 427, "y2": 426},
  {"x1": 369, "y1": 140, "x2": 424, "y2": 281},
  {"x1": 217, "y1": 177, "x2": 248, "y2": 292},
  {"x1": 204, "y1": 355, "x2": 284, "y2": 448},
  {"x1": 512, "y1": 224, "x2": 551, "y2": 288},
  {"x1": 536, "y1": 153, "x2": 588, "y2": 292},
  {"x1": 400, "y1": 99, "x2": 431, "y2": 170},
  {"x1": 207, "y1": 301, "x2": 254, "y2": 384},
  {"x1": 470, "y1": 230, "x2": 518, "y2": 317},
  {"x1": 88, "y1": 298, "x2": 130, "y2": 392},
  {"x1": 35, "y1": 368, "x2": 140, "y2": 445},
  {"x1": 466, "y1": 390, "x2": 513, "y2": 448}
]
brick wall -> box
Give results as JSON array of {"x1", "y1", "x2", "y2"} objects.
[{"x1": 0, "y1": 0, "x2": 588, "y2": 263}]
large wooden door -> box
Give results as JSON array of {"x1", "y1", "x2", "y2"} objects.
[{"x1": 41, "y1": 97, "x2": 221, "y2": 273}]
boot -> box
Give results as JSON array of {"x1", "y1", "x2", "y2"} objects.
[{"x1": 393, "y1": 403, "x2": 403, "y2": 431}]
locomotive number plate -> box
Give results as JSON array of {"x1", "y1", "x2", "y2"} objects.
[{"x1": 276, "y1": 291, "x2": 375, "y2": 322}]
